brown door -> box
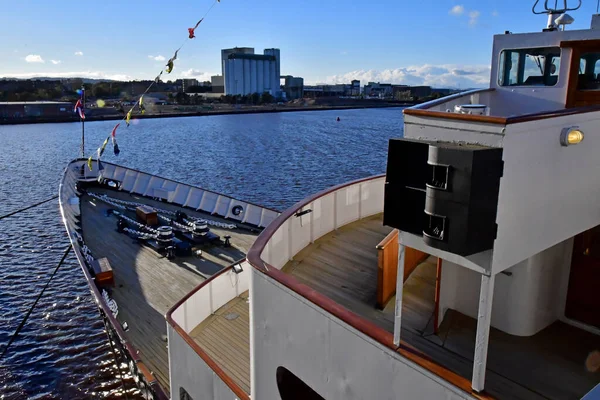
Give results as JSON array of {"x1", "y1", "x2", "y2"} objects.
[{"x1": 565, "y1": 225, "x2": 600, "y2": 328}]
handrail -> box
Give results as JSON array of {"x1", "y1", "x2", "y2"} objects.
[
  {"x1": 246, "y1": 175, "x2": 495, "y2": 400},
  {"x1": 58, "y1": 161, "x2": 168, "y2": 400},
  {"x1": 165, "y1": 260, "x2": 250, "y2": 400},
  {"x1": 71, "y1": 157, "x2": 281, "y2": 215},
  {"x1": 409, "y1": 88, "x2": 495, "y2": 110}
]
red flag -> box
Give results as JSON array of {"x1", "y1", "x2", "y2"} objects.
[
  {"x1": 111, "y1": 123, "x2": 120, "y2": 137},
  {"x1": 188, "y1": 18, "x2": 203, "y2": 38},
  {"x1": 74, "y1": 99, "x2": 85, "y2": 119}
]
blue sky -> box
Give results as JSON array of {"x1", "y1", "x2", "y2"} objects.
[{"x1": 1, "y1": 0, "x2": 598, "y2": 87}]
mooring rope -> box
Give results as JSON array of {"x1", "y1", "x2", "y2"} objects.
[
  {"x1": 0, "y1": 195, "x2": 58, "y2": 221},
  {"x1": 0, "y1": 244, "x2": 72, "y2": 361}
]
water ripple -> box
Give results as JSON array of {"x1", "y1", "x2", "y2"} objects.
[{"x1": 0, "y1": 108, "x2": 404, "y2": 398}]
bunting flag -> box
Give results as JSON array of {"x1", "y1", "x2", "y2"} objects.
[
  {"x1": 74, "y1": 99, "x2": 85, "y2": 119},
  {"x1": 84, "y1": 0, "x2": 221, "y2": 163},
  {"x1": 111, "y1": 123, "x2": 120, "y2": 138},
  {"x1": 111, "y1": 123, "x2": 121, "y2": 155},
  {"x1": 166, "y1": 49, "x2": 179, "y2": 73},
  {"x1": 188, "y1": 18, "x2": 203, "y2": 38},
  {"x1": 139, "y1": 96, "x2": 145, "y2": 115},
  {"x1": 126, "y1": 108, "x2": 132, "y2": 126},
  {"x1": 97, "y1": 136, "x2": 110, "y2": 157}
]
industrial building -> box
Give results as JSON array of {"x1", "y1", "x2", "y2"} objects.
[
  {"x1": 282, "y1": 76, "x2": 304, "y2": 100},
  {"x1": 0, "y1": 101, "x2": 73, "y2": 120},
  {"x1": 222, "y1": 47, "x2": 281, "y2": 97}
]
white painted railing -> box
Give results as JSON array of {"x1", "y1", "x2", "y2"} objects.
[
  {"x1": 414, "y1": 88, "x2": 496, "y2": 114},
  {"x1": 167, "y1": 260, "x2": 250, "y2": 400},
  {"x1": 259, "y1": 176, "x2": 385, "y2": 270},
  {"x1": 83, "y1": 159, "x2": 279, "y2": 228},
  {"x1": 170, "y1": 261, "x2": 249, "y2": 334}
]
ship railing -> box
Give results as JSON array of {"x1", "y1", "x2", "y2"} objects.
[
  {"x1": 76, "y1": 158, "x2": 280, "y2": 229},
  {"x1": 166, "y1": 259, "x2": 251, "y2": 400},
  {"x1": 246, "y1": 174, "x2": 491, "y2": 399},
  {"x1": 59, "y1": 160, "x2": 169, "y2": 400},
  {"x1": 252, "y1": 175, "x2": 385, "y2": 271}
]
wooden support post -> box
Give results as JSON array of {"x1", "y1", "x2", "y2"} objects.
[
  {"x1": 472, "y1": 273, "x2": 495, "y2": 392},
  {"x1": 393, "y1": 241, "x2": 406, "y2": 346}
]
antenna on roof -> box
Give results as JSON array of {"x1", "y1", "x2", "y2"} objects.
[{"x1": 532, "y1": 0, "x2": 581, "y2": 30}]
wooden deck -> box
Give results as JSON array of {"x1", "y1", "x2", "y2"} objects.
[
  {"x1": 80, "y1": 187, "x2": 259, "y2": 393},
  {"x1": 189, "y1": 292, "x2": 251, "y2": 395},
  {"x1": 280, "y1": 214, "x2": 600, "y2": 400}
]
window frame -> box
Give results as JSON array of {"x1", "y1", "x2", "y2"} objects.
[{"x1": 498, "y1": 46, "x2": 562, "y2": 87}]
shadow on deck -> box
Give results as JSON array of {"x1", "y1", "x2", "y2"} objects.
[{"x1": 80, "y1": 187, "x2": 258, "y2": 392}]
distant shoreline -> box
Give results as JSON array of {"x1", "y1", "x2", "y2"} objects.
[{"x1": 0, "y1": 103, "x2": 410, "y2": 126}]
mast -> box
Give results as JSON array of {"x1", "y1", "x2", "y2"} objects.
[{"x1": 81, "y1": 85, "x2": 85, "y2": 158}]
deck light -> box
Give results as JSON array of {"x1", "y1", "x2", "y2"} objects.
[
  {"x1": 232, "y1": 263, "x2": 243, "y2": 274},
  {"x1": 560, "y1": 127, "x2": 584, "y2": 146}
]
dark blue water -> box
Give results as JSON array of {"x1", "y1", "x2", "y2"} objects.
[{"x1": 0, "y1": 108, "x2": 404, "y2": 399}]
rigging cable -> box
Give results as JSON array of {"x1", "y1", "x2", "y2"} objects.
[
  {"x1": 0, "y1": 244, "x2": 72, "y2": 361},
  {"x1": 100, "y1": 312, "x2": 130, "y2": 400},
  {"x1": 0, "y1": 195, "x2": 58, "y2": 221}
]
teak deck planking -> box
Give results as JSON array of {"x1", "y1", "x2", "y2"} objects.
[
  {"x1": 190, "y1": 292, "x2": 251, "y2": 395},
  {"x1": 80, "y1": 188, "x2": 259, "y2": 393},
  {"x1": 280, "y1": 215, "x2": 598, "y2": 400}
]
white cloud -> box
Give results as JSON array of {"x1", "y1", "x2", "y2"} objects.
[
  {"x1": 0, "y1": 71, "x2": 132, "y2": 81},
  {"x1": 314, "y1": 64, "x2": 491, "y2": 89},
  {"x1": 74, "y1": 51, "x2": 83, "y2": 56},
  {"x1": 25, "y1": 54, "x2": 44, "y2": 63},
  {"x1": 449, "y1": 5, "x2": 465, "y2": 16},
  {"x1": 50, "y1": 60, "x2": 61, "y2": 65},
  {"x1": 492, "y1": 10, "x2": 499, "y2": 17},
  {"x1": 340, "y1": 51, "x2": 348, "y2": 55},
  {"x1": 180, "y1": 69, "x2": 213, "y2": 81},
  {"x1": 469, "y1": 10, "x2": 481, "y2": 26},
  {"x1": 148, "y1": 55, "x2": 166, "y2": 61}
]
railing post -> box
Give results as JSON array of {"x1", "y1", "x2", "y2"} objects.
[
  {"x1": 472, "y1": 273, "x2": 495, "y2": 392},
  {"x1": 393, "y1": 240, "x2": 406, "y2": 346},
  {"x1": 310, "y1": 201, "x2": 315, "y2": 243},
  {"x1": 333, "y1": 191, "x2": 338, "y2": 230}
]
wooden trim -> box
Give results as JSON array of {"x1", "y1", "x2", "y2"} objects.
[
  {"x1": 165, "y1": 260, "x2": 250, "y2": 400},
  {"x1": 560, "y1": 39, "x2": 600, "y2": 49},
  {"x1": 410, "y1": 88, "x2": 495, "y2": 110},
  {"x1": 403, "y1": 109, "x2": 508, "y2": 125},
  {"x1": 246, "y1": 175, "x2": 494, "y2": 399},
  {"x1": 566, "y1": 46, "x2": 581, "y2": 108},
  {"x1": 406, "y1": 104, "x2": 600, "y2": 125},
  {"x1": 376, "y1": 229, "x2": 399, "y2": 309}
]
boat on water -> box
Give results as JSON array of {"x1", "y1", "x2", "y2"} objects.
[
  {"x1": 60, "y1": 1, "x2": 600, "y2": 399},
  {"x1": 58, "y1": 160, "x2": 279, "y2": 398}
]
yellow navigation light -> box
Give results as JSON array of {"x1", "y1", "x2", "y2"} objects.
[{"x1": 560, "y1": 127, "x2": 584, "y2": 146}]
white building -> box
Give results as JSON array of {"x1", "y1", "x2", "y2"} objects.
[{"x1": 223, "y1": 48, "x2": 281, "y2": 97}]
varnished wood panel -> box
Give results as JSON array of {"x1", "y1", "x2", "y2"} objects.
[{"x1": 376, "y1": 229, "x2": 429, "y2": 309}]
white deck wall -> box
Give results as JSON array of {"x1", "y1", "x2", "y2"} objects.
[
  {"x1": 439, "y1": 238, "x2": 573, "y2": 336},
  {"x1": 250, "y1": 270, "x2": 475, "y2": 400},
  {"x1": 167, "y1": 325, "x2": 240, "y2": 400},
  {"x1": 493, "y1": 110, "x2": 600, "y2": 273},
  {"x1": 168, "y1": 263, "x2": 250, "y2": 400}
]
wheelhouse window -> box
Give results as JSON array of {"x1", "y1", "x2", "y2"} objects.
[
  {"x1": 577, "y1": 52, "x2": 600, "y2": 90},
  {"x1": 498, "y1": 47, "x2": 561, "y2": 86}
]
